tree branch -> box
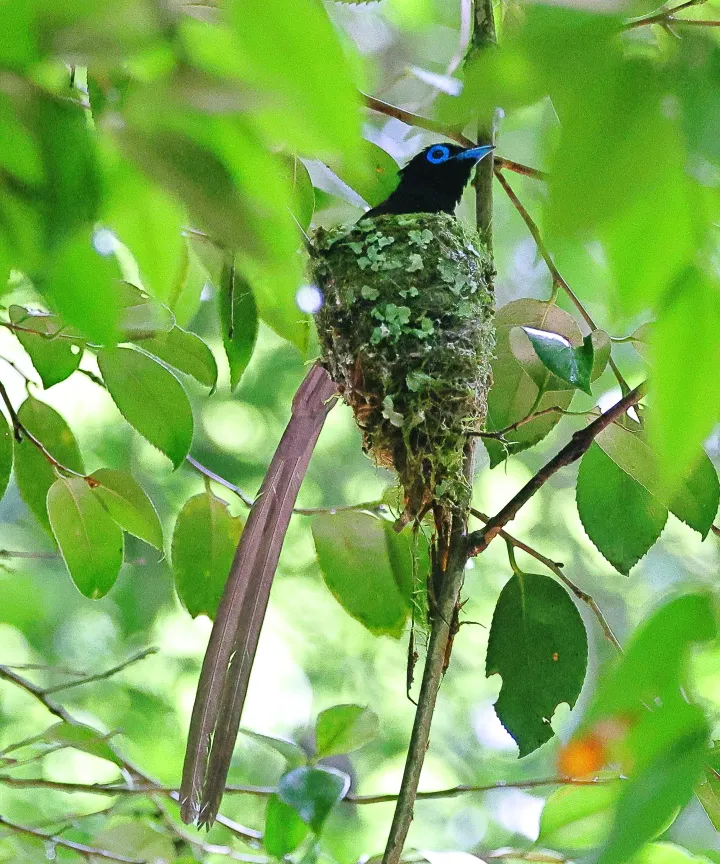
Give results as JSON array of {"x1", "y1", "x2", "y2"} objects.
[
  {"x1": 468, "y1": 382, "x2": 647, "y2": 556},
  {"x1": 624, "y1": 0, "x2": 708, "y2": 29},
  {"x1": 470, "y1": 509, "x2": 622, "y2": 653},
  {"x1": 41, "y1": 648, "x2": 158, "y2": 695},
  {"x1": 0, "y1": 814, "x2": 145, "y2": 864}
]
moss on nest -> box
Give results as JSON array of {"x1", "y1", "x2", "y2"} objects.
[{"x1": 312, "y1": 212, "x2": 495, "y2": 521}]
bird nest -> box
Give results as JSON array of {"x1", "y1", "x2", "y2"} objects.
[{"x1": 311, "y1": 213, "x2": 495, "y2": 522}]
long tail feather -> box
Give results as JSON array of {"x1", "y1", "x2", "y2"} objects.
[{"x1": 180, "y1": 363, "x2": 338, "y2": 826}]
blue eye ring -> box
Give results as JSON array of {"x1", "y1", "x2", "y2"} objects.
[{"x1": 426, "y1": 145, "x2": 451, "y2": 164}]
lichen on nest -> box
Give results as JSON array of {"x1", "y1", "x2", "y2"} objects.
[{"x1": 311, "y1": 212, "x2": 495, "y2": 522}]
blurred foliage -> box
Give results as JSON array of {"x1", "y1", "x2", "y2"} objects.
[{"x1": 0, "y1": 0, "x2": 719, "y2": 862}]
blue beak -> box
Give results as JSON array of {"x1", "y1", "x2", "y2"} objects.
[{"x1": 455, "y1": 144, "x2": 495, "y2": 162}]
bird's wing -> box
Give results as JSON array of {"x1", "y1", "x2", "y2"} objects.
[{"x1": 180, "y1": 363, "x2": 338, "y2": 827}]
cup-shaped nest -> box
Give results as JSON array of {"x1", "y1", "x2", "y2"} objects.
[{"x1": 312, "y1": 213, "x2": 495, "y2": 521}]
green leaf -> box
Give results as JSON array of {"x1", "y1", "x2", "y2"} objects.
[
  {"x1": 239, "y1": 728, "x2": 307, "y2": 768},
  {"x1": 277, "y1": 766, "x2": 350, "y2": 832},
  {"x1": 228, "y1": 0, "x2": 361, "y2": 159},
  {"x1": 695, "y1": 743, "x2": 720, "y2": 832},
  {"x1": 47, "y1": 476, "x2": 124, "y2": 599},
  {"x1": 590, "y1": 329, "x2": 611, "y2": 381},
  {"x1": 648, "y1": 266, "x2": 720, "y2": 490},
  {"x1": 44, "y1": 721, "x2": 123, "y2": 767},
  {"x1": 485, "y1": 300, "x2": 580, "y2": 466},
  {"x1": 315, "y1": 705, "x2": 379, "y2": 758},
  {"x1": 595, "y1": 423, "x2": 719, "y2": 538},
  {"x1": 486, "y1": 571, "x2": 588, "y2": 756},
  {"x1": 576, "y1": 443, "x2": 668, "y2": 575},
  {"x1": 89, "y1": 468, "x2": 163, "y2": 550},
  {"x1": 136, "y1": 326, "x2": 218, "y2": 390},
  {"x1": 328, "y1": 140, "x2": 399, "y2": 209},
  {"x1": 105, "y1": 163, "x2": 186, "y2": 304},
  {"x1": 521, "y1": 327, "x2": 594, "y2": 395},
  {"x1": 14, "y1": 397, "x2": 84, "y2": 533},
  {"x1": 312, "y1": 512, "x2": 421, "y2": 638},
  {"x1": 98, "y1": 346, "x2": 194, "y2": 469},
  {"x1": 0, "y1": 409, "x2": 12, "y2": 502},
  {"x1": 589, "y1": 594, "x2": 716, "y2": 725},
  {"x1": 599, "y1": 703, "x2": 708, "y2": 864},
  {"x1": 172, "y1": 491, "x2": 243, "y2": 619},
  {"x1": 92, "y1": 820, "x2": 176, "y2": 863},
  {"x1": 633, "y1": 844, "x2": 718, "y2": 864},
  {"x1": 265, "y1": 794, "x2": 310, "y2": 857},
  {"x1": 539, "y1": 781, "x2": 623, "y2": 851},
  {"x1": 219, "y1": 258, "x2": 259, "y2": 389},
  {"x1": 41, "y1": 230, "x2": 122, "y2": 344},
  {"x1": 118, "y1": 282, "x2": 175, "y2": 339},
  {"x1": 288, "y1": 155, "x2": 315, "y2": 232},
  {"x1": 9, "y1": 305, "x2": 81, "y2": 388}
]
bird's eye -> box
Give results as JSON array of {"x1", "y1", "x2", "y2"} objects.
[{"x1": 426, "y1": 145, "x2": 451, "y2": 164}]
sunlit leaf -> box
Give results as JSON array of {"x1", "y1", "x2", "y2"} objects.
[
  {"x1": 98, "y1": 346, "x2": 194, "y2": 468},
  {"x1": 172, "y1": 491, "x2": 243, "y2": 618},
  {"x1": 239, "y1": 728, "x2": 307, "y2": 768},
  {"x1": 44, "y1": 721, "x2": 123, "y2": 767},
  {"x1": 328, "y1": 140, "x2": 399, "y2": 209},
  {"x1": 265, "y1": 794, "x2": 309, "y2": 856},
  {"x1": 539, "y1": 781, "x2": 623, "y2": 851},
  {"x1": 315, "y1": 704, "x2": 379, "y2": 758},
  {"x1": 14, "y1": 397, "x2": 84, "y2": 533},
  {"x1": 486, "y1": 571, "x2": 587, "y2": 756},
  {"x1": 47, "y1": 476, "x2": 124, "y2": 599},
  {"x1": 312, "y1": 512, "x2": 423, "y2": 638},
  {"x1": 137, "y1": 326, "x2": 218, "y2": 390},
  {"x1": 117, "y1": 282, "x2": 175, "y2": 339},
  {"x1": 8, "y1": 304, "x2": 81, "y2": 388},
  {"x1": 90, "y1": 468, "x2": 163, "y2": 550},
  {"x1": 648, "y1": 266, "x2": 720, "y2": 490}
]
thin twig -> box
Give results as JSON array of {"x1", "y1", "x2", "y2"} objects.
[
  {"x1": 470, "y1": 509, "x2": 622, "y2": 653},
  {"x1": 493, "y1": 169, "x2": 629, "y2": 393},
  {"x1": 187, "y1": 454, "x2": 386, "y2": 516},
  {"x1": 624, "y1": 0, "x2": 707, "y2": 28},
  {"x1": 361, "y1": 93, "x2": 545, "y2": 181},
  {"x1": 468, "y1": 382, "x2": 647, "y2": 556},
  {"x1": 0, "y1": 773, "x2": 615, "y2": 802},
  {"x1": 0, "y1": 814, "x2": 145, "y2": 864},
  {"x1": 473, "y1": 406, "x2": 592, "y2": 440},
  {"x1": 42, "y1": 648, "x2": 158, "y2": 695}
]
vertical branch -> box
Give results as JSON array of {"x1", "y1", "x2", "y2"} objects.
[
  {"x1": 471, "y1": 0, "x2": 497, "y2": 247},
  {"x1": 381, "y1": 4, "x2": 496, "y2": 863}
]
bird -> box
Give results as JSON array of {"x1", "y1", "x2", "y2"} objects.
[
  {"x1": 179, "y1": 140, "x2": 495, "y2": 828},
  {"x1": 363, "y1": 142, "x2": 494, "y2": 219}
]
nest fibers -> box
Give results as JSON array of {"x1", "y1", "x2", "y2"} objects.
[{"x1": 312, "y1": 212, "x2": 495, "y2": 522}]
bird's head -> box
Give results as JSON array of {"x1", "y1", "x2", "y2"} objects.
[{"x1": 364, "y1": 142, "x2": 494, "y2": 219}]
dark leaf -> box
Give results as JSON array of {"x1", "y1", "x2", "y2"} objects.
[
  {"x1": 521, "y1": 327, "x2": 594, "y2": 395},
  {"x1": 486, "y1": 571, "x2": 588, "y2": 756},
  {"x1": 277, "y1": 765, "x2": 350, "y2": 832}
]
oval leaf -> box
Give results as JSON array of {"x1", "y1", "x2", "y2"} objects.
[
  {"x1": 539, "y1": 781, "x2": 623, "y2": 851},
  {"x1": 90, "y1": 468, "x2": 163, "y2": 550},
  {"x1": 47, "y1": 476, "x2": 124, "y2": 599},
  {"x1": 486, "y1": 571, "x2": 588, "y2": 756},
  {"x1": 265, "y1": 794, "x2": 309, "y2": 857},
  {"x1": 219, "y1": 258, "x2": 259, "y2": 390},
  {"x1": 98, "y1": 346, "x2": 194, "y2": 469},
  {"x1": 485, "y1": 300, "x2": 581, "y2": 466},
  {"x1": 277, "y1": 766, "x2": 350, "y2": 832},
  {"x1": 312, "y1": 512, "x2": 412, "y2": 638},
  {"x1": 172, "y1": 491, "x2": 243, "y2": 619},
  {"x1": 14, "y1": 398, "x2": 84, "y2": 533},
  {"x1": 9, "y1": 304, "x2": 81, "y2": 388},
  {"x1": 136, "y1": 326, "x2": 218, "y2": 390},
  {"x1": 315, "y1": 704, "x2": 379, "y2": 758},
  {"x1": 577, "y1": 443, "x2": 668, "y2": 575},
  {"x1": 521, "y1": 327, "x2": 594, "y2": 395}
]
